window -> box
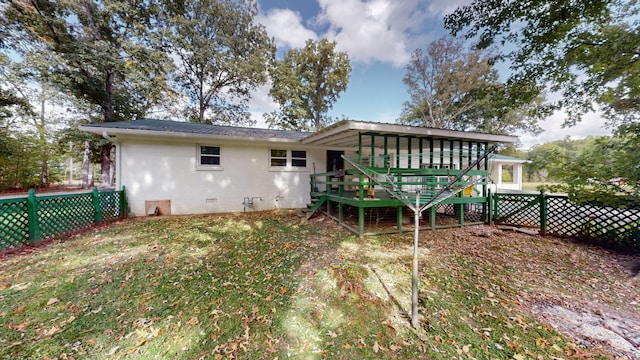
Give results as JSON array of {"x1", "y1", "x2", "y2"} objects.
[
  {"x1": 501, "y1": 164, "x2": 514, "y2": 183},
  {"x1": 198, "y1": 145, "x2": 221, "y2": 169},
  {"x1": 270, "y1": 149, "x2": 308, "y2": 170},
  {"x1": 270, "y1": 149, "x2": 287, "y2": 167},
  {"x1": 291, "y1": 150, "x2": 307, "y2": 167}
]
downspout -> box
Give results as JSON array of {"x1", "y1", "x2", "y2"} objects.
[{"x1": 101, "y1": 131, "x2": 121, "y2": 188}]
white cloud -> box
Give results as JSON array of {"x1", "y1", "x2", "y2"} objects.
[
  {"x1": 316, "y1": 0, "x2": 423, "y2": 66},
  {"x1": 256, "y1": 9, "x2": 318, "y2": 49},
  {"x1": 248, "y1": 83, "x2": 279, "y2": 128},
  {"x1": 518, "y1": 111, "x2": 612, "y2": 149},
  {"x1": 256, "y1": 1, "x2": 461, "y2": 67}
]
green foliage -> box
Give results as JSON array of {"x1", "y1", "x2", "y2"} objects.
[
  {"x1": 444, "y1": 0, "x2": 639, "y2": 126},
  {"x1": 531, "y1": 132, "x2": 639, "y2": 206},
  {"x1": 3, "y1": 0, "x2": 171, "y2": 124},
  {"x1": 400, "y1": 36, "x2": 545, "y2": 135},
  {"x1": 266, "y1": 38, "x2": 351, "y2": 131},
  {"x1": 2, "y1": 0, "x2": 175, "y2": 186},
  {"x1": 159, "y1": 0, "x2": 274, "y2": 126}
]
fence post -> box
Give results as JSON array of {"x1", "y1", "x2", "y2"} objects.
[
  {"x1": 120, "y1": 185, "x2": 128, "y2": 218},
  {"x1": 540, "y1": 191, "x2": 547, "y2": 236},
  {"x1": 92, "y1": 187, "x2": 103, "y2": 223},
  {"x1": 27, "y1": 188, "x2": 40, "y2": 243},
  {"x1": 493, "y1": 191, "x2": 499, "y2": 224}
]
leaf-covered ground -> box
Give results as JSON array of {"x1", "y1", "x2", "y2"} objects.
[{"x1": 0, "y1": 211, "x2": 638, "y2": 359}]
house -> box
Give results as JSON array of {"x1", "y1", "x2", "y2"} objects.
[
  {"x1": 488, "y1": 154, "x2": 528, "y2": 192},
  {"x1": 81, "y1": 119, "x2": 517, "y2": 235}
]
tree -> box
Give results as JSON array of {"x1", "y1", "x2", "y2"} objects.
[
  {"x1": 159, "y1": 0, "x2": 274, "y2": 126},
  {"x1": 266, "y1": 38, "x2": 351, "y2": 131},
  {"x1": 400, "y1": 36, "x2": 544, "y2": 135},
  {"x1": 2, "y1": 0, "x2": 172, "y2": 186},
  {"x1": 444, "y1": 0, "x2": 640, "y2": 127}
]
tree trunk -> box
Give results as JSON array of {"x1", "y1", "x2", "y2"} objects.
[
  {"x1": 38, "y1": 91, "x2": 49, "y2": 187},
  {"x1": 100, "y1": 70, "x2": 115, "y2": 185},
  {"x1": 100, "y1": 143, "x2": 113, "y2": 187},
  {"x1": 109, "y1": 147, "x2": 115, "y2": 185},
  {"x1": 82, "y1": 140, "x2": 91, "y2": 189}
]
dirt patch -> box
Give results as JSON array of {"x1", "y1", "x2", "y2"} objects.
[{"x1": 530, "y1": 301, "x2": 640, "y2": 359}]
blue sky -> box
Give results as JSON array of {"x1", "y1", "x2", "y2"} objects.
[{"x1": 250, "y1": 0, "x2": 611, "y2": 149}]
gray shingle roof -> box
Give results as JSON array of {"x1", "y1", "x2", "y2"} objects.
[{"x1": 81, "y1": 119, "x2": 311, "y2": 141}]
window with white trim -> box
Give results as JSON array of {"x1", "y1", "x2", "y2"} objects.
[
  {"x1": 198, "y1": 145, "x2": 221, "y2": 169},
  {"x1": 291, "y1": 150, "x2": 307, "y2": 167},
  {"x1": 270, "y1": 149, "x2": 307, "y2": 169}
]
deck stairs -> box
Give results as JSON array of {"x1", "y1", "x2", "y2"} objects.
[{"x1": 300, "y1": 195, "x2": 326, "y2": 221}]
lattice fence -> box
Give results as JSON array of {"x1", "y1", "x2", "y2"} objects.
[
  {"x1": 0, "y1": 187, "x2": 127, "y2": 250},
  {"x1": 492, "y1": 192, "x2": 640, "y2": 248},
  {"x1": 492, "y1": 193, "x2": 541, "y2": 228},
  {"x1": 0, "y1": 198, "x2": 29, "y2": 249},
  {"x1": 38, "y1": 193, "x2": 95, "y2": 239},
  {"x1": 546, "y1": 195, "x2": 640, "y2": 245}
]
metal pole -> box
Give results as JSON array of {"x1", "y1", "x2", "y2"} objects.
[{"x1": 412, "y1": 190, "x2": 420, "y2": 328}]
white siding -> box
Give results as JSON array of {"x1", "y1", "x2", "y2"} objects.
[{"x1": 119, "y1": 138, "x2": 324, "y2": 216}]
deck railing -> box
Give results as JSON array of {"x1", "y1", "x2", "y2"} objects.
[
  {"x1": 310, "y1": 168, "x2": 489, "y2": 200},
  {"x1": 0, "y1": 187, "x2": 128, "y2": 250}
]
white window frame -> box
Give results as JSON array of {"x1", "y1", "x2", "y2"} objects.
[
  {"x1": 269, "y1": 149, "x2": 308, "y2": 171},
  {"x1": 196, "y1": 144, "x2": 223, "y2": 171}
]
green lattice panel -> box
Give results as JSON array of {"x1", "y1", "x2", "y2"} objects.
[
  {"x1": 494, "y1": 193, "x2": 541, "y2": 228},
  {"x1": 464, "y1": 203, "x2": 486, "y2": 222},
  {"x1": 0, "y1": 198, "x2": 29, "y2": 249},
  {"x1": 547, "y1": 196, "x2": 640, "y2": 246},
  {"x1": 99, "y1": 191, "x2": 121, "y2": 221},
  {"x1": 38, "y1": 193, "x2": 94, "y2": 239}
]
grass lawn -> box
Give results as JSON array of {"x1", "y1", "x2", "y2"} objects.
[{"x1": 1, "y1": 211, "x2": 639, "y2": 359}]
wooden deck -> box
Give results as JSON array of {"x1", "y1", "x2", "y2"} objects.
[{"x1": 308, "y1": 169, "x2": 491, "y2": 235}]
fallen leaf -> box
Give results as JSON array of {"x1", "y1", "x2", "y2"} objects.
[
  {"x1": 106, "y1": 346, "x2": 119, "y2": 356},
  {"x1": 46, "y1": 298, "x2": 59, "y2": 306},
  {"x1": 42, "y1": 326, "x2": 61, "y2": 337},
  {"x1": 9, "y1": 321, "x2": 29, "y2": 332}
]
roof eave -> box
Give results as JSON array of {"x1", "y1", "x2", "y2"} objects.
[
  {"x1": 79, "y1": 125, "x2": 303, "y2": 144},
  {"x1": 300, "y1": 121, "x2": 518, "y2": 145}
]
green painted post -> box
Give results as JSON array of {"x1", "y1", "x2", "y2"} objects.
[
  {"x1": 120, "y1": 185, "x2": 128, "y2": 218},
  {"x1": 540, "y1": 191, "x2": 547, "y2": 236},
  {"x1": 27, "y1": 189, "x2": 40, "y2": 243},
  {"x1": 358, "y1": 206, "x2": 365, "y2": 236},
  {"x1": 493, "y1": 191, "x2": 499, "y2": 223},
  {"x1": 397, "y1": 206, "x2": 403, "y2": 232},
  {"x1": 93, "y1": 187, "x2": 103, "y2": 223}
]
